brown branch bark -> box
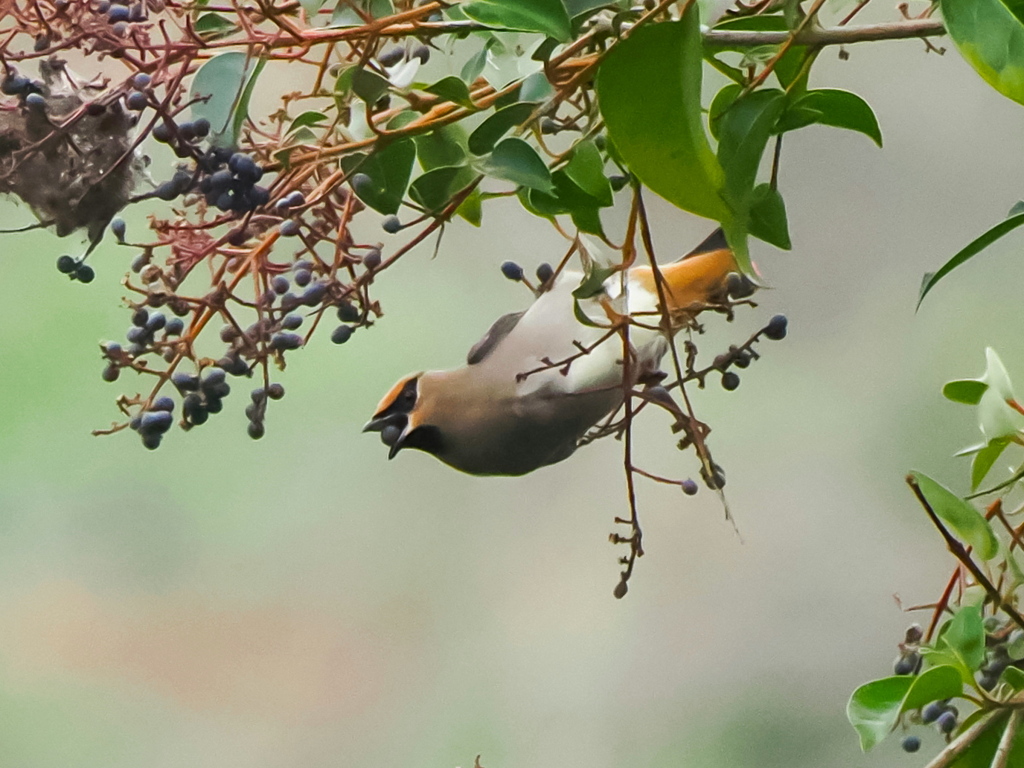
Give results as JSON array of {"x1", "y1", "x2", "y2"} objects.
[{"x1": 703, "y1": 18, "x2": 945, "y2": 47}]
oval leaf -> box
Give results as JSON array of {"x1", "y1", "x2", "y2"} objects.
[
  {"x1": 480, "y1": 138, "x2": 554, "y2": 193},
  {"x1": 597, "y1": 10, "x2": 729, "y2": 222},
  {"x1": 563, "y1": 139, "x2": 612, "y2": 206},
  {"x1": 342, "y1": 139, "x2": 416, "y2": 215},
  {"x1": 749, "y1": 183, "x2": 791, "y2": 250},
  {"x1": 847, "y1": 665, "x2": 964, "y2": 751},
  {"x1": 972, "y1": 438, "x2": 1010, "y2": 490},
  {"x1": 794, "y1": 89, "x2": 882, "y2": 147},
  {"x1": 716, "y1": 88, "x2": 787, "y2": 211},
  {"x1": 424, "y1": 76, "x2": 476, "y2": 109},
  {"x1": 468, "y1": 102, "x2": 536, "y2": 155},
  {"x1": 461, "y1": 0, "x2": 572, "y2": 41},
  {"x1": 941, "y1": 0, "x2": 1024, "y2": 105},
  {"x1": 409, "y1": 165, "x2": 478, "y2": 213},
  {"x1": 909, "y1": 471, "x2": 999, "y2": 560},
  {"x1": 943, "y1": 379, "x2": 989, "y2": 404},
  {"x1": 190, "y1": 52, "x2": 263, "y2": 147}
]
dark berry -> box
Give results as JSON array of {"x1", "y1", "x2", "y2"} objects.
[
  {"x1": 536, "y1": 263, "x2": 554, "y2": 284},
  {"x1": 129, "y1": 2, "x2": 145, "y2": 21},
  {"x1": 540, "y1": 117, "x2": 559, "y2": 134},
  {"x1": 2, "y1": 75, "x2": 30, "y2": 95},
  {"x1": 111, "y1": 20, "x2": 129, "y2": 36},
  {"x1": 250, "y1": 387, "x2": 266, "y2": 403},
  {"x1": 280, "y1": 292, "x2": 301, "y2": 312},
  {"x1": 733, "y1": 349, "x2": 752, "y2": 369},
  {"x1": 131, "y1": 72, "x2": 151, "y2": 89},
  {"x1": 151, "y1": 122, "x2": 173, "y2": 143},
  {"x1": 337, "y1": 301, "x2": 360, "y2": 322},
  {"x1": 164, "y1": 318, "x2": 184, "y2": 336},
  {"x1": 139, "y1": 410, "x2": 173, "y2": 435},
  {"x1": 921, "y1": 702, "x2": 945, "y2": 724},
  {"x1": 293, "y1": 268, "x2": 312, "y2": 287},
  {"x1": 247, "y1": 421, "x2": 265, "y2": 440},
  {"x1": 613, "y1": 581, "x2": 628, "y2": 599},
  {"x1": 378, "y1": 47, "x2": 405, "y2": 67},
  {"x1": 103, "y1": 341, "x2": 123, "y2": 357},
  {"x1": 300, "y1": 282, "x2": 327, "y2": 306},
  {"x1": 331, "y1": 325, "x2": 353, "y2": 345},
  {"x1": 126, "y1": 326, "x2": 148, "y2": 345},
  {"x1": 182, "y1": 393, "x2": 207, "y2": 424},
  {"x1": 152, "y1": 396, "x2": 175, "y2": 412},
  {"x1": 937, "y1": 711, "x2": 957, "y2": 734},
  {"x1": 145, "y1": 312, "x2": 166, "y2": 332},
  {"x1": 280, "y1": 314, "x2": 303, "y2": 330},
  {"x1": 75, "y1": 264, "x2": 95, "y2": 283},
  {"x1": 363, "y1": 248, "x2": 382, "y2": 270},
  {"x1": 125, "y1": 91, "x2": 148, "y2": 111},
  {"x1": 721, "y1": 371, "x2": 740, "y2": 391},
  {"x1": 381, "y1": 214, "x2": 402, "y2": 234},
  {"x1": 681, "y1": 479, "x2": 698, "y2": 496},
  {"x1": 279, "y1": 220, "x2": 300, "y2": 237},
  {"x1": 250, "y1": 186, "x2": 270, "y2": 209},
  {"x1": 110, "y1": 217, "x2": 127, "y2": 241},
  {"x1": 24, "y1": 93, "x2": 46, "y2": 110},
  {"x1": 270, "y1": 332, "x2": 303, "y2": 351},
  {"x1": 192, "y1": 118, "x2": 210, "y2": 138},
  {"x1": 901, "y1": 736, "x2": 921, "y2": 753},
  {"x1": 609, "y1": 175, "x2": 629, "y2": 192},
  {"x1": 56, "y1": 254, "x2": 77, "y2": 273},
  {"x1": 132, "y1": 308, "x2": 149, "y2": 327},
  {"x1": 141, "y1": 433, "x2": 162, "y2": 450},
  {"x1": 501, "y1": 261, "x2": 524, "y2": 281},
  {"x1": 101, "y1": 364, "x2": 120, "y2": 382},
  {"x1": 894, "y1": 653, "x2": 918, "y2": 676},
  {"x1": 208, "y1": 169, "x2": 233, "y2": 192},
  {"x1": 267, "y1": 383, "x2": 285, "y2": 400},
  {"x1": 764, "y1": 314, "x2": 788, "y2": 341},
  {"x1": 171, "y1": 372, "x2": 199, "y2": 392},
  {"x1": 283, "y1": 190, "x2": 305, "y2": 208},
  {"x1": 228, "y1": 153, "x2": 262, "y2": 183},
  {"x1": 201, "y1": 368, "x2": 226, "y2": 388},
  {"x1": 412, "y1": 45, "x2": 430, "y2": 64},
  {"x1": 268, "y1": 277, "x2": 289, "y2": 297}
]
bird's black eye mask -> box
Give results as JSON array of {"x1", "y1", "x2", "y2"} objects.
[{"x1": 364, "y1": 378, "x2": 418, "y2": 453}]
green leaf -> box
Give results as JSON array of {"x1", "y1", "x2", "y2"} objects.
[
  {"x1": 461, "y1": 0, "x2": 572, "y2": 41},
  {"x1": 409, "y1": 165, "x2": 478, "y2": 213},
  {"x1": 1003, "y1": 666, "x2": 1024, "y2": 691},
  {"x1": 597, "y1": 10, "x2": 730, "y2": 222},
  {"x1": 775, "y1": 105, "x2": 824, "y2": 134},
  {"x1": 480, "y1": 138, "x2": 554, "y2": 193},
  {"x1": 847, "y1": 666, "x2": 964, "y2": 751},
  {"x1": 944, "y1": 379, "x2": 989, "y2": 404},
  {"x1": 468, "y1": 102, "x2": 536, "y2": 155},
  {"x1": 573, "y1": 264, "x2": 617, "y2": 299},
  {"x1": 415, "y1": 124, "x2": 469, "y2": 170},
  {"x1": 570, "y1": 205, "x2": 604, "y2": 237},
  {"x1": 972, "y1": 439, "x2": 1009, "y2": 490},
  {"x1": 287, "y1": 110, "x2": 328, "y2": 134},
  {"x1": 342, "y1": 139, "x2": 416, "y2": 215},
  {"x1": 940, "y1": 0, "x2": 1024, "y2": 105},
  {"x1": 716, "y1": 88, "x2": 786, "y2": 212},
  {"x1": 520, "y1": 71, "x2": 555, "y2": 102},
  {"x1": 708, "y1": 83, "x2": 742, "y2": 141},
  {"x1": 943, "y1": 605, "x2": 987, "y2": 673},
  {"x1": 461, "y1": 39, "x2": 495, "y2": 83},
  {"x1": 190, "y1": 52, "x2": 264, "y2": 148},
  {"x1": 298, "y1": 0, "x2": 327, "y2": 13},
  {"x1": 563, "y1": 139, "x2": 612, "y2": 205},
  {"x1": 351, "y1": 67, "x2": 390, "y2": 105},
  {"x1": 749, "y1": 184, "x2": 791, "y2": 250},
  {"x1": 909, "y1": 471, "x2": 999, "y2": 560},
  {"x1": 424, "y1": 76, "x2": 476, "y2": 109},
  {"x1": 918, "y1": 212, "x2": 1024, "y2": 308},
  {"x1": 456, "y1": 187, "x2": 483, "y2": 226},
  {"x1": 793, "y1": 89, "x2": 882, "y2": 147},
  {"x1": 193, "y1": 12, "x2": 238, "y2": 40}
]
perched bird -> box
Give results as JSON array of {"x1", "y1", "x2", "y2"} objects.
[{"x1": 365, "y1": 230, "x2": 747, "y2": 476}]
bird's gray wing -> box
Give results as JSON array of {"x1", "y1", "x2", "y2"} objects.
[{"x1": 466, "y1": 310, "x2": 525, "y2": 365}]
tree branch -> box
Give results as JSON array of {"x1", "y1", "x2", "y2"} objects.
[{"x1": 703, "y1": 18, "x2": 945, "y2": 47}]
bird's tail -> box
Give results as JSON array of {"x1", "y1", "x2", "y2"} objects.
[{"x1": 633, "y1": 229, "x2": 745, "y2": 318}]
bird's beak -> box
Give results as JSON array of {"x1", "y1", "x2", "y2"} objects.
[
  {"x1": 363, "y1": 413, "x2": 409, "y2": 459},
  {"x1": 362, "y1": 416, "x2": 387, "y2": 432}
]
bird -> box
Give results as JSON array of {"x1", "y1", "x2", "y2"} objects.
[{"x1": 364, "y1": 229, "x2": 748, "y2": 476}]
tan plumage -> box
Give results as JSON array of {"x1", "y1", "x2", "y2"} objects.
[{"x1": 365, "y1": 231, "x2": 745, "y2": 476}]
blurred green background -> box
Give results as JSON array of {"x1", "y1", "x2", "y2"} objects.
[{"x1": 2, "y1": 16, "x2": 1024, "y2": 768}]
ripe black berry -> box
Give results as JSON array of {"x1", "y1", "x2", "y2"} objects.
[
  {"x1": 247, "y1": 421, "x2": 265, "y2": 440},
  {"x1": 75, "y1": 264, "x2": 95, "y2": 283},
  {"x1": 281, "y1": 314, "x2": 303, "y2": 330},
  {"x1": 536, "y1": 263, "x2": 554, "y2": 284},
  {"x1": 267, "y1": 383, "x2": 285, "y2": 400},
  {"x1": 56, "y1": 254, "x2": 76, "y2": 273},
  {"x1": 125, "y1": 91, "x2": 148, "y2": 111},
  {"x1": 378, "y1": 47, "x2": 405, "y2": 67},
  {"x1": 331, "y1": 325, "x2": 353, "y2": 344},
  {"x1": 681, "y1": 479, "x2": 698, "y2": 496},
  {"x1": 412, "y1": 45, "x2": 430, "y2": 64},
  {"x1": 381, "y1": 214, "x2": 402, "y2": 234},
  {"x1": 164, "y1": 318, "x2": 184, "y2": 336},
  {"x1": 893, "y1": 652, "x2": 918, "y2": 676},
  {"x1": 139, "y1": 410, "x2": 173, "y2": 435},
  {"x1": 937, "y1": 711, "x2": 957, "y2": 734},
  {"x1": 363, "y1": 248, "x2": 381, "y2": 270},
  {"x1": 269, "y1": 332, "x2": 302, "y2": 351},
  {"x1": 901, "y1": 736, "x2": 921, "y2": 753},
  {"x1": 501, "y1": 261, "x2": 524, "y2": 281},
  {"x1": 721, "y1": 371, "x2": 740, "y2": 391},
  {"x1": 764, "y1": 314, "x2": 788, "y2": 341},
  {"x1": 921, "y1": 702, "x2": 945, "y2": 724},
  {"x1": 131, "y1": 72, "x2": 151, "y2": 89},
  {"x1": 279, "y1": 220, "x2": 300, "y2": 237},
  {"x1": 101, "y1": 364, "x2": 120, "y2": 382}
]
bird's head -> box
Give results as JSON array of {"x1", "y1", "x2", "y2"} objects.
[{"x1": 363, "y1": 373, "x2": 445, "y2": 459}]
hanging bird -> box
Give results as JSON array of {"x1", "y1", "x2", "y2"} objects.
[{"x1": 364, "y1": 230, "x2": 747, "y2": 476}]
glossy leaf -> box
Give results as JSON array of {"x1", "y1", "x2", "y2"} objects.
[
  {"x1": 341, "y1": 139, "x2": 416, "y2": 215},
  {"x1": 749, "y1": 183, "x2": 791, "y2": 250},
  {"x1": 847, "y1": 665, "x2": 963, "y2": 751},
  {"x1": 468, "y1": 102, "x2": 536, "y2": 155},
  {"x1": 909, "y1": 471, "x2": 999, "y2": 560},
  {"x1": 708, "y1": 83, "x2": 742, "y2": 141},
  {"x1": 716, "y1": 88, "x2": 786, "y2": 212},
  {"x1": 351, "y1": 67, "x2": 390, "y2": 105},
  {"x1": 190, "y1": 52, "x2": 263, "y2": 147},
  {"x1": 918, "y1": 212, "x2": 1024, "y2": 307},
  {"x1": 943, "y1": 379, "x2": 989, "y2": 404},
  {"x1": 597, "y1": 10, "x2": 730, "y2": 222},
  {"x1": 424, "y1": 76, "x2": 476, "y2": 109},
  {"x1": 193, "y1": 12, "x2": 238, "y2": 39},
  {"x1": 330, "y1": 0, "x2": 394, "y2": 26},
  {"x1": 794, "y1": 89, "x2": 882, "y2": 147},
  {"x1": 456, "y1": 188, "x2": 483, "y2": 226},
  {"x1": 943, "y1": 605, "x2": 987, "y2": 672},
  {"x1": 480, "y1": 138, "x2": 554, "y2": 193},
  {"x1": 288, "y1": 111, "x2": 328, "y2": 134},
  {"x1": 972, "y1": 439, "x2": 1009, "y2": 490},
  {"x1": 415, "y1": 124, "x2": 469, "y2": 170},
  {"x1": 563, "y1": 139, "x2": 612, "y2": 206},
  {"x1": 409, "y1": 165, "x2": 478, "y2": 213},
  {"x1": 298, "y1": 0, "x2": 327, "y2": 12},
  {"x1": 941, "y1": 0, "x2": 1024, "y2": 105},
  {"x1": 461, "y1": 0, "x2": 572, "y2": 41}
]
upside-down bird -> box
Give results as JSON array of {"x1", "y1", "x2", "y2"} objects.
[{"x1": 365, "y1": 230, "x2": 747, "y2": 476}]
